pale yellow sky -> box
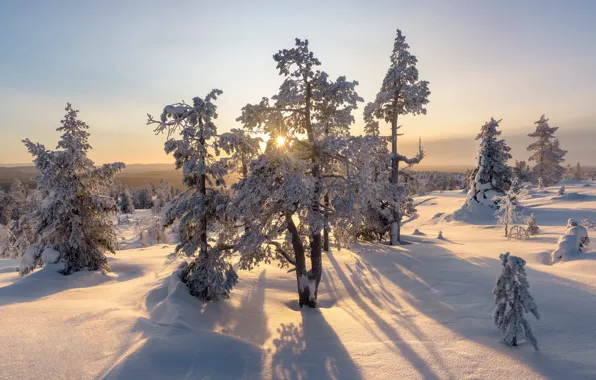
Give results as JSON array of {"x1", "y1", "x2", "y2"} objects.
[{"x1": 1, "y1": 1, "x2": 595, "y2": 166}]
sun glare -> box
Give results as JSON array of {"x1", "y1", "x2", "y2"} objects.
[{"x1": 276, "y1": 136, "x2": 286, "y2": 147}]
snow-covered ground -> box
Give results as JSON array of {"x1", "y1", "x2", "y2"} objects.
[{"x1": 1, "y1": 182, "x2": 596, "y2": 379}]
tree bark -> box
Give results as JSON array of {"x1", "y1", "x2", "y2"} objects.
[
  {"x1": 199, "y1": 130, "x2": 208, "y2": 257},
  {"x1": 304, "y1": 74, "x2": 323, "y2": 304},
  {"x1": 323, "y1": 193, "x2": 330, "y2": 251},
  {"x1": 286, "y1": 213, "x2": 314, "y2": 308},
  {"x1": 390, "y1": 97, "x2": 401, "y2": 245}
]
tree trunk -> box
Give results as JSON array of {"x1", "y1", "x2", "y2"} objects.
[
  {"x1": 241, "y1": 152, "x2": 248, "y2": 179},
  {"x1": 199, "y1": 149, "x2": 208, "y2": 256},
  {"x1": 323, "y1": 193, "x2": 330, "y2": 251},
  {"x1": 304, "y1": 75, "x2": 322, "y2": 303},
  {"x1": 287, "y1": 213, "x2": 314, "y2": 308},
  {"x1": 310, "y1": 160, "x2": 323, "y2": 302},
  {"x1": 390, "y1": 102, "x2": 400, "y2": 245}
]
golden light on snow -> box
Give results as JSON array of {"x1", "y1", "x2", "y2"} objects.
[{"x1": 276, "y1": 136, "x2": 286, "y2": 147}]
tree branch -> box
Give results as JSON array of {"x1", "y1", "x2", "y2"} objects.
[{"x1": 268, "y1": 242, "x2": 296, "y2": 266}]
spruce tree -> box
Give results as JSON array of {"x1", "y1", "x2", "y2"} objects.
[
  {"x1": 527, "y1": 115, "x2": 567, "y2": 186},
  {"x1": 493, "y1": 252, "x2": 540, "y2": 350},
  {"x1": 527, "y1": 213, "x2": 540, "y2": 235},
  {"x1": 573, "y1": 162, "x2": 583, "y2": 180},
  {"x1": 494, "y1": 183, "x2": 525, "y2": 237},
  {"x1": 20, "y1": 104, "x2": 124, "y2": 275},
  {"x1": 119, "y1": 186, "x2": 135, "y2": 214},
  {"x1": 466, "y1": 118, "x2": 512, "y2": 208}
]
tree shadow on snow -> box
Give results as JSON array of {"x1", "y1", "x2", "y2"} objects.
[
  {"x1": 325, "y1": 249, "x2": 446, "y2": 379},
  {"x1": 270, "y1": 308, "x2": 362, "y2": 380},
  {"x1": 351, "y1": 240, "x2": 596, "y2": 379}
]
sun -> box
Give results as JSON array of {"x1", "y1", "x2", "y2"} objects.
[{"x1": 276, "y1": 136, "x2": 286, "y2": 147}]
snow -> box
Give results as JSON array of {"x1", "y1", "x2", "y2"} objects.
[
  {"x1": 552, "y1": 224, "x2": 590, "y2": 263},
  {"x1": 2, "y1": 182, "x2": 596, "y2": 379}
]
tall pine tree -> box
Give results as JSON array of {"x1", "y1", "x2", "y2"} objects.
[
  {"x1": 527, "y1": 115, "x2": 566, "y2": 187},
  {"x1": 363, "y1": 29, "x2": 430, "y2": 244}
]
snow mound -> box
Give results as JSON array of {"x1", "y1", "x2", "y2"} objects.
[
  {"x1": 439, "y1": 201, "x2": 497, "y2": 225},
  {"x1": 552, "y1": 225, "x2": 591, "y2": 263}
]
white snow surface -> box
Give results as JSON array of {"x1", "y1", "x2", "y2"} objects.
[{"x1": 1, "y1": 182, "x2": 596, "y2": 379}]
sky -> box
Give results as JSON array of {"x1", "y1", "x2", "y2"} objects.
[{"x1": 1, "y1": 0, "x2": 595, "y2": 166}]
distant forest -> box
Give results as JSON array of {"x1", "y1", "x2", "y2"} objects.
[{"x1": 0, "y1": 164, "x2": 186, "y2": 191}]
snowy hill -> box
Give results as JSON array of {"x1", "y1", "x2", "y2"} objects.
[{"x1": 1, "y1": 182, "x2": 596, "y2": 379}]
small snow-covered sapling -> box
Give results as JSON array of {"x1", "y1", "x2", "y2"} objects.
[
  {"x1": 493, "y1": 252, "x2": 540, "y2": 350},
  {"x1": 527, "y1": 214, "x2": 540, "y2": 235}
]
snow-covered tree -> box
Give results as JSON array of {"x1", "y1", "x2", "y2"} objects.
[
  {"x1": 331, "y1": 135, "x2": 414, "y2": 246},
  {"x1": 526, "y1": 213, "x2": 540, "y2": 235},
  {"x1": 148, "y1": 90, "x2": 254, "y2": 301},
  {"x1": 573, "y1": 162, "x2": 583, "y2": 180},
  {"x1": 466, "y1": 118, "x2": 512, "y2": 208},
  {"x1": 527, "y1": 115, "x2": 567, "y2": 187},
  {"x1": 582, "y1": 219, "x2": 596, "y2": 229},
  {"x1": 138, "y1": 215, "x2": 169, "y2": 247},
  {"x1": 8, "y1": 179, "x2": 27, "y2": 228},
  {"x1": 0, "y1": 180, "x2": 29, "y2": 228},
  {"x1": 512, "y1": 160, "x2": 532, "y2": 184},
  {"x1": 20, "y1": 103, "x2": 124, "y2": 275},
  {"x1": 119, "y1": 186, "x2": 135, "y2": 214},
  {"x1": 0, "y1": 189, "x2": 11, "y2": 226},
  {"x1": 494, "y1": 183, "x2": 525, "y2": 237},
  {"x1": 493, "y1": 252, "x2": 540, "y2": 350},
  {"x1": 234, "y1": 38, "x2": 364, "y2": 307},
  {"x1": 134, "y1": 185, "x2": 154, "y2": 209},
  {"x1": 0, "y1": 224, "x2": 17, "y2": 258},
  {"x1": 224, "y1": 128, "x2": 262, "y2": 179},
  {"x1": 363, "y1": 29, "x2": 430, "y2": 244},
  {"x1": 10, "y1": 189, "x2": 42, "y2": 258}
]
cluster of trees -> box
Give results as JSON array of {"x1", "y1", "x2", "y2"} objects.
[
  {"x1": 141, "y1": 31, "x2": 429, "y2": 306},
  {"x1": 466, "y1": 115, "x2": 568, "y2": 209},
  {"x1": 562, "y1": 162, "x2": 596, "y2": 181},
  {"x1": 402, "y1": 170, "x2": 467, "y2": 195},
  {"x1": 7, "y1": 29, "x2": 585, "y2": 312},
  {"x1": 0, "y1": 179, "x2": 41, "y2": 258},
  {"x1": 110, "y1": 180, "x2": 180, "y2": 214},
  {"x1": 5, "y1": 30, "x2": 429, "y2": 309}
]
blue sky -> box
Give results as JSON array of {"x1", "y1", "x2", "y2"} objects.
[{"x1": 1, "y1": 0, "x2": 595, "y2": 165}]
